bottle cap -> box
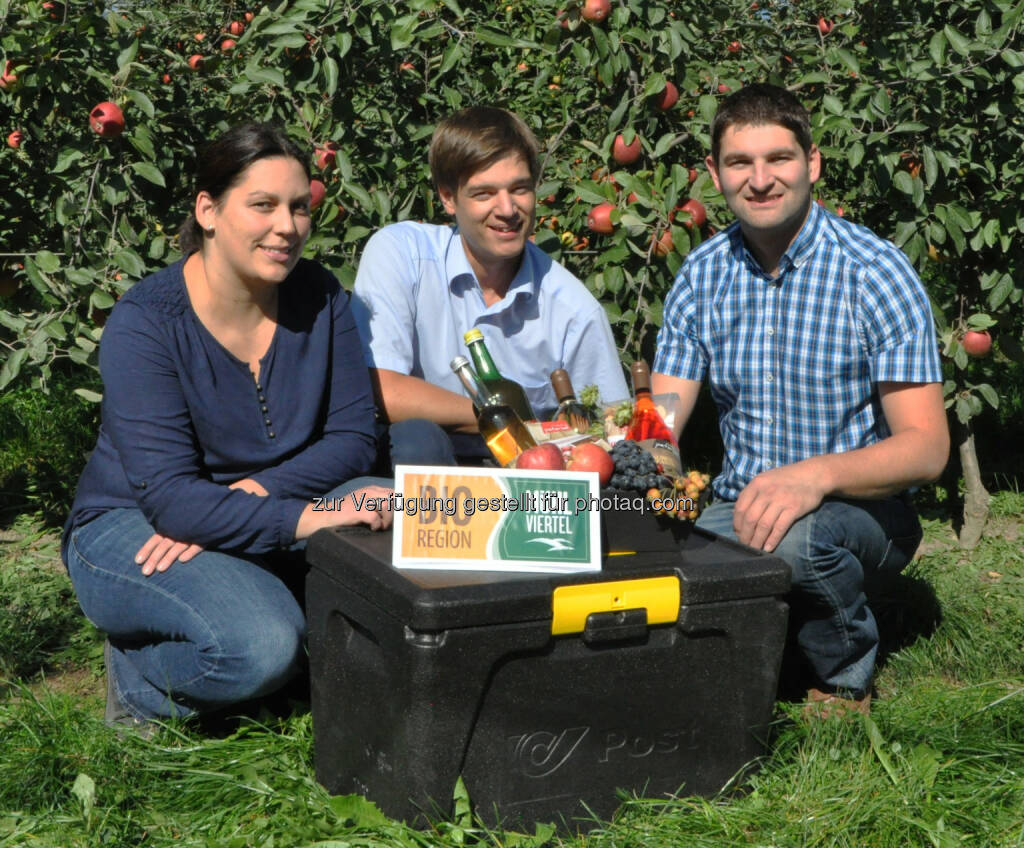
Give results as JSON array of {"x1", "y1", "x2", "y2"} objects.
[
  {"x1": 630, "y1": 359, "x2": 652, "y2": 392},
  {"x1": 550, "y1": 368, "x2": 575, "y2": 401},
  {"x1": 463, "y1": 328, "x2": 484, "y2": 343},
  {"x1": 450, "y1": 355, "x2": 470, "y2": 372}
]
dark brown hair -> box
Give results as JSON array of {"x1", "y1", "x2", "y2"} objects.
[
  {"x1": 428, "y1": 106, "x2": 540, "y2": 194},
  {"x1": 710, "y1": 83, "x2": 813, "y2": 165},
  {"x1": 178, "y1": 123, "x2": 310, "y2": 255}
]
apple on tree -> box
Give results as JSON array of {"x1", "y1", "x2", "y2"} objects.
[
  {"x1": 673, "y1": 198, "x2": 706, "y2": 230},
  {"x1": 220, "y1": 39, "x2": 236, "y2": 51},
  {"x1": 580, "y1": 0, "x2": 611, "y2": 23},
  {"x1": 612, "y1": 133, "x2": 642, "y2": 165},
  {"x1": 7, "y1": 130, "x2": 24, "y2": 149},
  {"x1": 653, "y1": 80, "x2": 678, "y2": 111},
  {"x1": 89, "y1": 102, "x2": 125, "y2": 138},
  {"x1": 586, "y1": 202, "x2": 615, "y2": 235},
  {"x1": 651, "y1": 228, "x2": 673, "y2": 258},
  {"x1": 188, "y1": 54, "x2": 205, "y2": 70},
  {"x1": 0, "y1": 60, "x2": 17, "y2": 90},
  {"x1": 227, "y1": 20, "x2": 245, "y2": 35},
  {"x1": 962, "y1": 330, "x2": 992, "y2": 358},
  {"x1": 314, "y1": 143, "x2": 338, "y2": 171},
  {"x1": 309, "y1": 179, "x2": 326, "y2": 211}
]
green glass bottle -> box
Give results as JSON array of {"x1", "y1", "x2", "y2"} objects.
[
  {"x1": 463, "y1": 328, "x2": 537, "y2": 422},
  {"x1": 449, "y1": 356, "x2": 537, "y2": 467}
]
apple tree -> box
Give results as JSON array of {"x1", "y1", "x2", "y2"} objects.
[{"x1": 1, "y1": 0, "x2": 1021, "y2": 542}]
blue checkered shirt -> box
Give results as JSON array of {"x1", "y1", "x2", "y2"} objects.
[{"x1": 654, "y1": 202, "x2": 942, "y2": 501}]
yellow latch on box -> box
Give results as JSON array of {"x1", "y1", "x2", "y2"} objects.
[{"x1": 551, "y1": 576, "x2": 680, "y2": 635}]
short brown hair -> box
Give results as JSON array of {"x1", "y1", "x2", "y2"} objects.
[
  {"x1": 429, "y1": 106, "x2": 541, "y2": 194},
  {"x1": 710, "y1": 83, "x2": 813, "y2": 165}
]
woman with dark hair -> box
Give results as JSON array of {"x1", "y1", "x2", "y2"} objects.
[{"x1": 62, "y1": 123, "x2": 391, "y2": 730}]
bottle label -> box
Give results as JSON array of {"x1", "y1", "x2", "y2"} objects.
[
  {"x1": 636, "y1": 439, "x2": 682, "y2": 478},
  {"x1": 486, "y1": 427, "x2": 524, "y2": 467}
]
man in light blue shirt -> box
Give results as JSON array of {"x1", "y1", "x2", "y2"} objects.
[{"x1": 352, "y1": 106, "x2": 627, "y2": 468}]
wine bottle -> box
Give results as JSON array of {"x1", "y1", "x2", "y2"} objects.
[
  {"x1": 463, "y1": 329, "x2": 537, "y2": 423},
  {"x1": 549, "y1": 369, "x2": 593, "y2": 434},
  {"x1": 626, "y1": 359, "x2": 682, "y2": 478},
  {"x1": 450, "y1": 356, "x2": 537, "y2": 467}
]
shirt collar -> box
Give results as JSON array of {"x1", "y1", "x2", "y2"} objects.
[
  {"x1": 727, "y1": 200, "x2": 824, "y2": 278},
  {"x1": 445, "y1": 226, "x2": 539, "y2": 307}
]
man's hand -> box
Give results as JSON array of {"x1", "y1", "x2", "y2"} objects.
[
  {"x1": 135, "y1": 533, "x2": 204, "y2": 576},
  {"x1": 733, "y1": 460, "x2": 828, "y2": 552}
]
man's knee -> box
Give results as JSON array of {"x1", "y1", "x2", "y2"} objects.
[{"x1": 388, "y1": 418, "x2": 457, "y2": 467}]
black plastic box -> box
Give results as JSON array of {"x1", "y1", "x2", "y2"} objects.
[{"x1": 305, "y1": 526, "x2": 790, "y2": 832}]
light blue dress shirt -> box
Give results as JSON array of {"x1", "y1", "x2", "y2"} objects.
[{"x1": 352, "y1": 222, "x2": 628, "y2": 419}]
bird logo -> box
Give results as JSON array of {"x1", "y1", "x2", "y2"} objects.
[{"x1": 526, "y1": 537, "x2": 574, "y2": 552}]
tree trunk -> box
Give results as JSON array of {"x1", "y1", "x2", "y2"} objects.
[{"x1": 958, "y1": 420, "x2": 989, "y2": 548}]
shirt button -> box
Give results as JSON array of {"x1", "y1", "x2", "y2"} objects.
[
  {"x1": 264, "y1": 417, "x2": 272, "y2": 425},
  {"x1": 268, "y1": 431, "x2": 276, "y2": 439},
  {"x1": 261, "y1": 405, "x2": 268, "y2": 413},
  {"x1": 766, "y1": 416, "x2": 774, "y2": 425},
  {"x1": 764, "y1": 460, "x2": 773, "y2": 469},
  {"x1": 766, "y1": 326, "x2": 774, "y2": 336},
  {"x1": 258, "y1": 395, "x2": 266, "y2": 403},
  {"x1": 766, "y1": 374, "x2": 774, "y2": 383}
]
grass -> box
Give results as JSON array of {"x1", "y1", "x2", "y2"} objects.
[{"x1": 1, "y1": 491, "x2": 1023, "y2": 847}]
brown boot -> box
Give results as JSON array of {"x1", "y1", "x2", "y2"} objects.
[{"x1": 802, "y1": 687, "x2": 872, "y2": 720}]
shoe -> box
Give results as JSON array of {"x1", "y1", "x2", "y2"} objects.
[
  {"x1": 802, "y1": 686, "x2": 872, "y2": 720},
  {"x1": 104, "y1": 639, "x2": 157, "y2": 738}
]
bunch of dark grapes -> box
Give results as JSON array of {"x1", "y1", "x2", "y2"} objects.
[{"x1": 609, "y1": 440, "x2": 665, "y2": 492}]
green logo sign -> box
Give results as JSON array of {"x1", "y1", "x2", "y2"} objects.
[{"x1": 495, "y1": 477, "x2": 592, "y2": 564}]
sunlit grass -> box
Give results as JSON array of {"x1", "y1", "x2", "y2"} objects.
[{"x1": 2, "y1": 491, "x2": 1023, "y2": 846}]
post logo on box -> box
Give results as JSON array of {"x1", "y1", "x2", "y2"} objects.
[{"x1": 392, "y1": 465, "x2": 601, "y2": 573}]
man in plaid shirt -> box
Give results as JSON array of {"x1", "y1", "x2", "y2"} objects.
[{"x1": 653, "y1": 84, "x2": 949, "y2": 716}]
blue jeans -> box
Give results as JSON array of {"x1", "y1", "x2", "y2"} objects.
[
  {"x1": 696, "y1": 495, "x2": 922, "y2": 695},
  {"x1": 380, "y1": 418, "x2": 492, "y2": 473},
  {"x1": 65, "y1": 476, "x2": 391, "y2": 720}
]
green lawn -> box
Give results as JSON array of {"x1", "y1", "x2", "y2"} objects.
[{"x1": 1, "y1": 491, "x2": 1022, "y2": 847}]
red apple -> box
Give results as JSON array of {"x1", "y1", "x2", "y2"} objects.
[
  {"x1": 688, "y1": 167, "x2": 698, "y2": 183},
  {"x1": 227, "y1": 20, "x2": 245, "y2": 35},
  {"x1": 587, "y1": 202, "x2": 615, "y2": 235},
  {"x1": 220, "y1": 38, "x2": 236, "y2": 51},
  {"x1": 0, "y1": 60, "x2": 16, "y2": 90},
  {"x1": 399, "y1": 61, "x2": 415, "y2": 71},
  {"x1": 244, "y1": 11, "x2": 254, "y2": 22},
  {"x1": 717, "y1": 83, "x2": 731, "y2": 93},
  {"x1": 188, "y1": 54, "x2": 204, "y2": 70},
  {"x1": 567, "y1": 443, "x2": 614, "y2": 486},
  {"x1": 580, "y1": 0, "x2": 611, "y2": 23},
  {"x1": 313, "y1": 144, "x2": 337, "y2": 171},
  {"x1": 89, "y1": 101, "x2": 125, "y2": 138},
  {"x1": 674, "y1": 198, "x2": 707, "y2": 229},
  {"x1": 612, "y1": 133, "x2": 642, "y2": 165},
  {"x1": 653, "y1": 80, "x2": 678, "y2": 111},
  {"x1": 962, "y1": 330, "x2": 992, "y2": 358},
  {"x1": 727, "y1": 40, "x2": 742, "y2": 52},
  {"x1": 7, "y1": 130, "x2": 24, "y2": 148},
  {"x1": 651, "y1": 228, "x2": 673, "y2": 258},
  {"x1": 162, "y1": 72, "x2": 172, "y2": 83},
  {"x1": 194, "y1": 32, "x2": 206, "y2": 42},
  {"x1": 516, "y1": 443, "x2": 565, "y2": 471},
  {"x1": 42, "y1": 1, "x2": 62, "y2": 18},
  {"x1": 309, "y1": 179, "x2": 326, "y2": 210},
  {"x1": 818, "y1": 17, "x2": 833, "y2": 35}
]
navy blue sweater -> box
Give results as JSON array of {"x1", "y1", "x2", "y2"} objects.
[{"x1": 63, "y1": 258, "x2": 377, "y2": 559}]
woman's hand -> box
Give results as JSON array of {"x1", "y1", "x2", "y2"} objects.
[
  {"x1": 135, "y1": 533, "x2": 204, "y2": 576},
  {"x1": 295, "y1": 484, "x2": 394, "y2": 539},
  {"x1": 229, "y1": 478, "x2": 270, "y2": 496}
]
